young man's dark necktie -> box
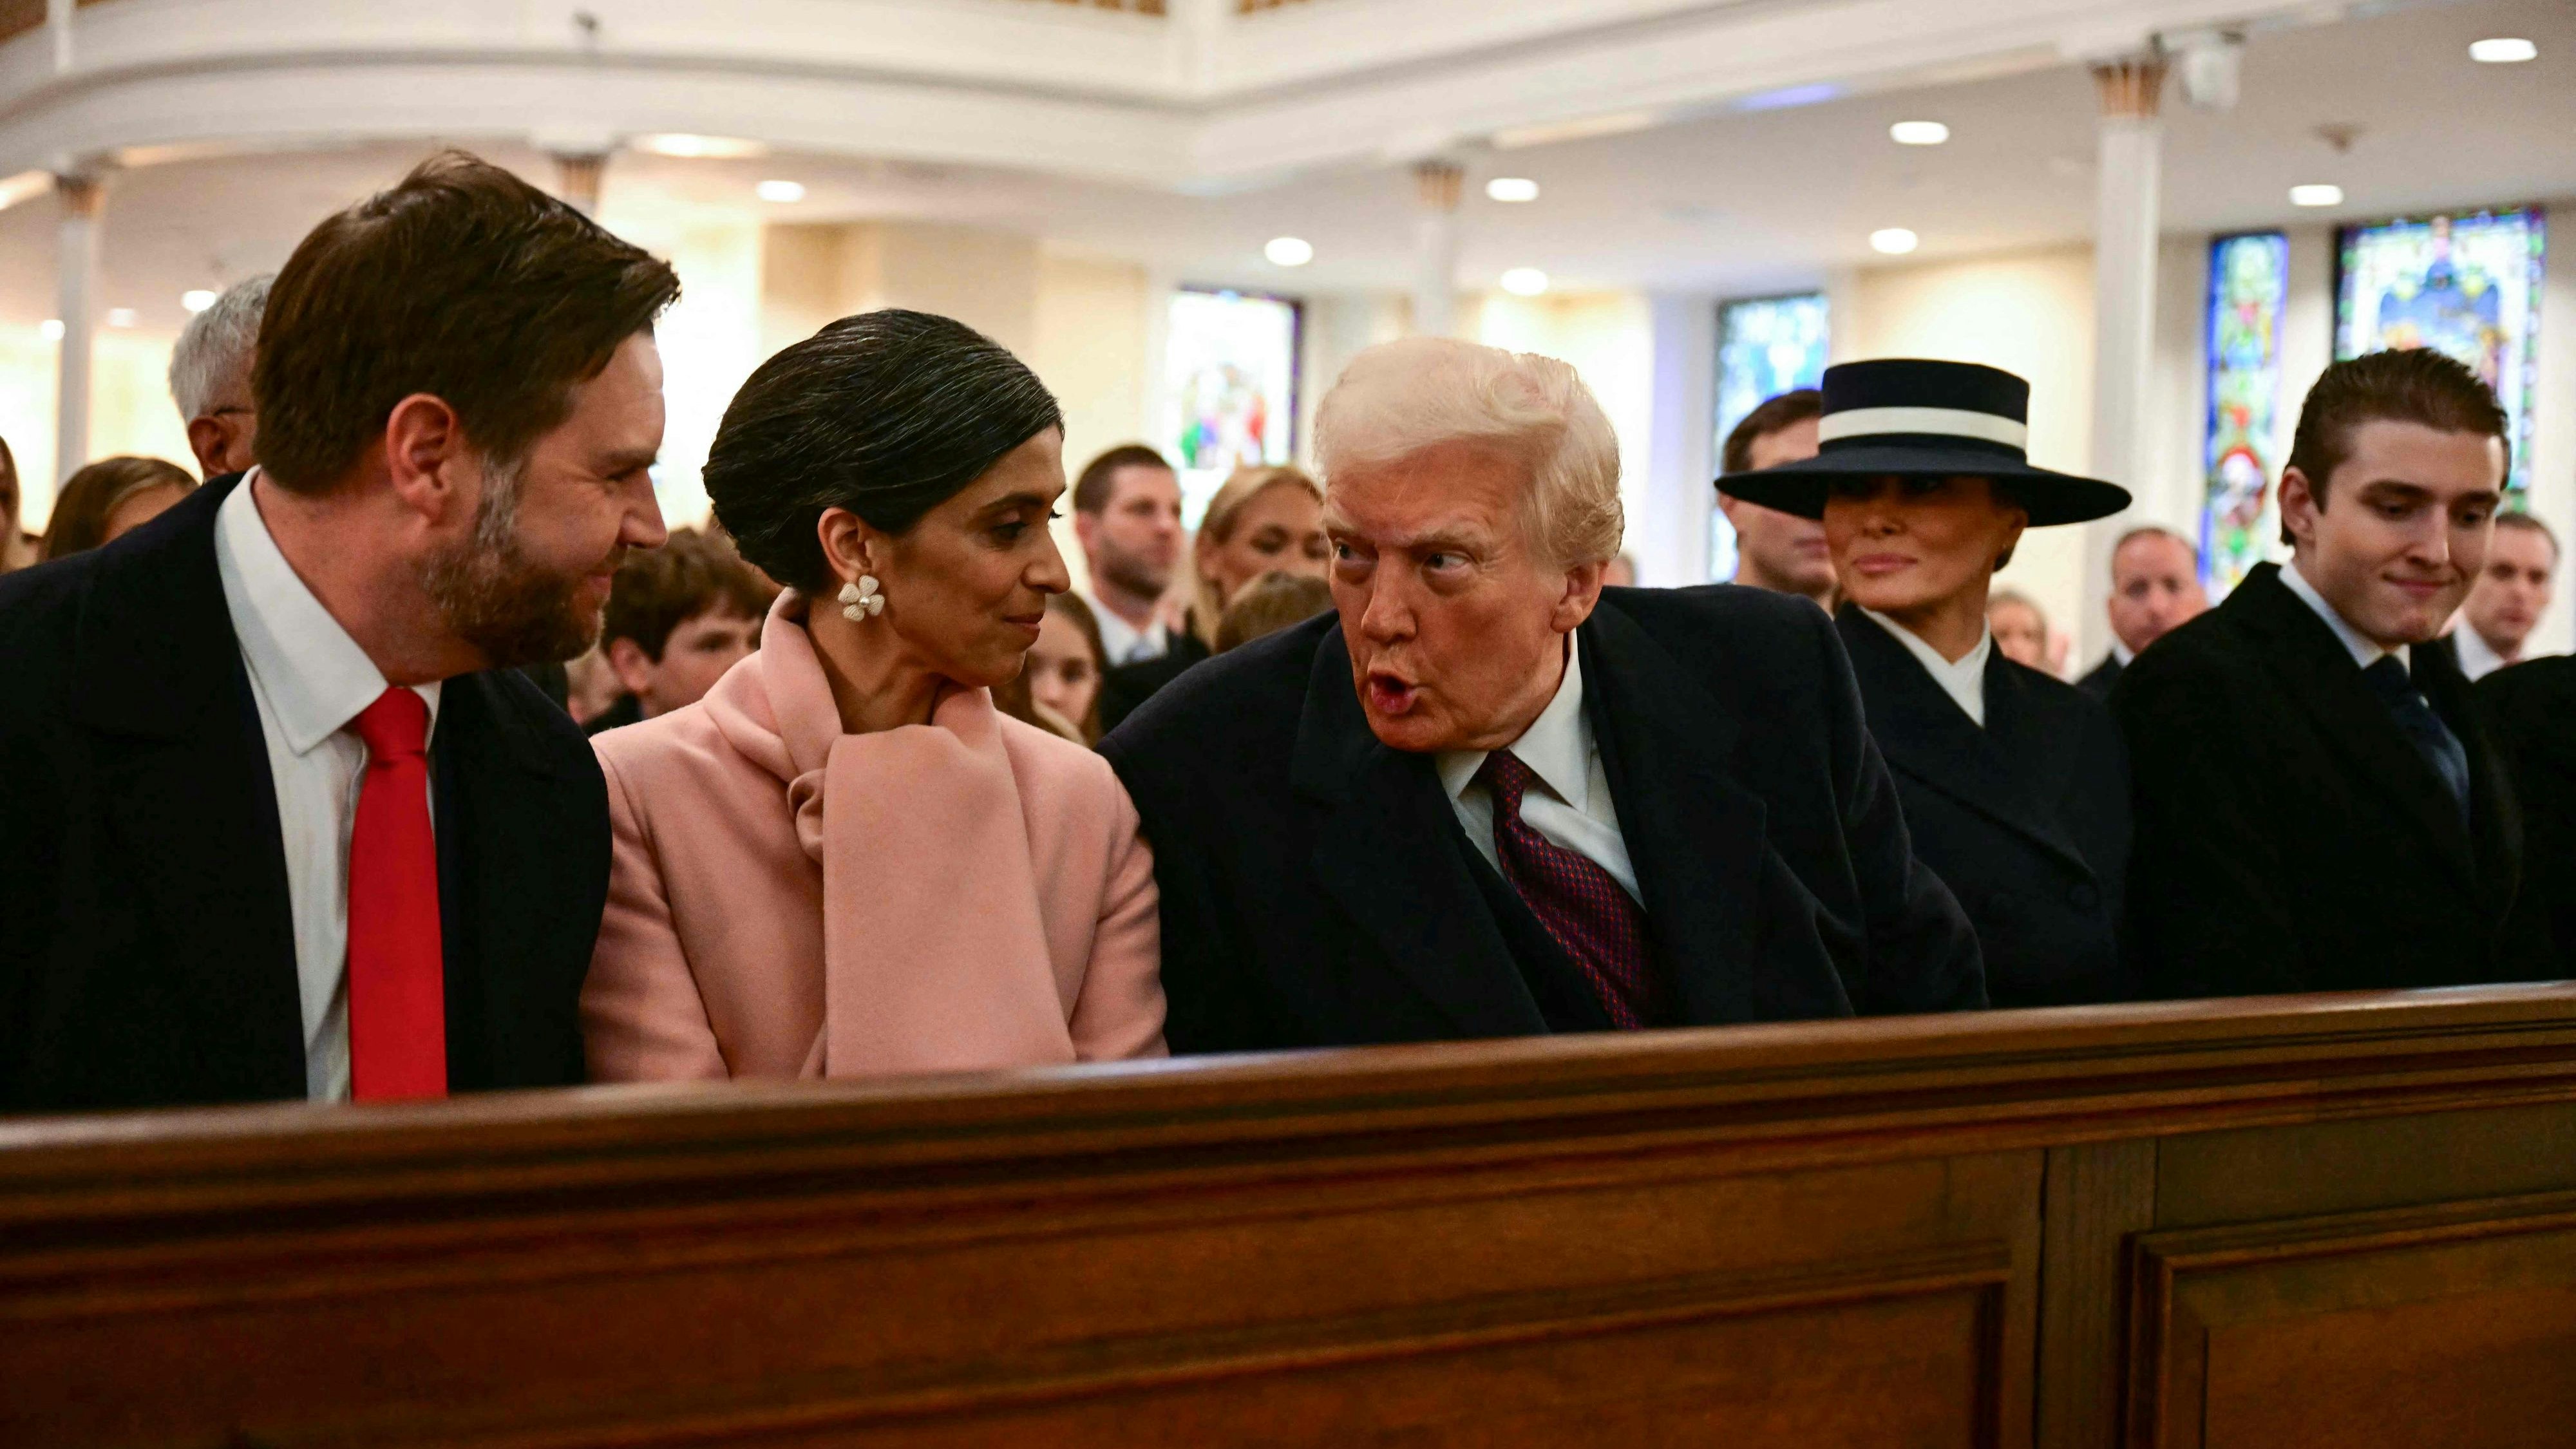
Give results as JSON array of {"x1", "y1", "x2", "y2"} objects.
[
  {"x1": 1473, "y1": 750, "x2": 1661, "y2": 1028},
  {"x1": 2363, "y1": 655, "x2": 2471, "y2": 826}
]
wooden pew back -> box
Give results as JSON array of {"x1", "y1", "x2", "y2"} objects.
[{"x1": 8, "y1": 987, "x2": 2576, "y2": 1448}]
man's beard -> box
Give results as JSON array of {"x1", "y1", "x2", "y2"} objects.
[
  {"x1": 1097, "y1": 540, "x2": 1170, "y2": 601},
  {"x1": 419, "y1": 459, "x2": 611, "y2": 669}
]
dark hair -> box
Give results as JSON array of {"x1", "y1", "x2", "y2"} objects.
[
  {"x1": 2495, "y1": 511, "x2": 2559, "y2": 555},
  {"x1": 706, "y1": 310, "x2": 1062, "y2": 592},
  {"x1": 600, "y1": 527, "x2": 779, "y2": 661},
  {"x1": 253, "y1": 150, "x2": 680, "y2": 492},
  {"x1": 2282, "y1": 350, "x2": 2509, "y2": 544},
  {"x1": 1072, "y1": 443, "x2": 1172, "y2": 515},
  {"x1": 40, "y1": 456, "x2": 196, "y2": 560},
  {"x1": 1216, "y1": 571, "x2": 1335, "y2": 652},
  {"x1": 1719, "y1": 388, "x2": 1824, "y2": 477}
]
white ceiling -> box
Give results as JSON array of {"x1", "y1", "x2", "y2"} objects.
[{"x1": 0, "y1": 0, "x2": 2568, "y2": 334}]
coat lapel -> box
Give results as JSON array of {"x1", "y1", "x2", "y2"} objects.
[
  {"x1": 2230, "y1": 566, "x2": 2479, "y2": 886},
  {"x1": 1577, "y1": 601, "x2": 1774, "y2": 1025},
  {"x1": 1290, "y1": 628, "x2": 1549, "y2": 1039},
  {"x1": 1837, "y1": 609, "x2": 2090, "y2": 875},
  {"x1": 68, "y1": 478, "x2": 306, "y2": 1099}
]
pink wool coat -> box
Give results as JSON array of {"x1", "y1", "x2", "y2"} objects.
[{"x1": 581, "y1": 595, "x2": 1166, "y2": 1081}]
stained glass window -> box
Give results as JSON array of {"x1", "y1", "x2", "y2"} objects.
[
  {"x1": 1711, "y1": 292, "x2": 1830, "y2": 581},
  {"x1": 1162, "y1": 288, "x2": 1300, "y2": 527},
  {"x1": 2335, "y1": 207, "x2": 2547, "y2": 495},
  {"x1": 2201, "y1": 232, "x2": 2289, "y2": 598}
]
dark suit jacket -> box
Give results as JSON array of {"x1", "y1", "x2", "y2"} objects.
[
  {"x1": 1839, "y1": 611, "x2": 2133, "y2": 1007},
  {"x1": 2075, "y1": 652, "x2": 2123, "y2": 701},
  {"x1": 1097, "y1": 630, "x2": 1213, "y2": 735},
  {"x1": 2112, "y1": 562, "x2": 2533, "y2": 998},
  {"x1": 2478, "y1": 657, "x2": 2576, "y2": 978},
  {"x1": 1099, "y1": 586, "x2": 1986, "y2": 1054},
  {"x1": 0, "y1": 477, "x2": 612, "y2": 1113}
]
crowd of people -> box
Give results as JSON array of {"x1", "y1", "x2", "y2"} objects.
[{"x1": 0, "y1": 150, "x2": 2566, "y2": 1113}]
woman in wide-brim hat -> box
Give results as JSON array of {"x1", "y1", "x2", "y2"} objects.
[{"x1": 1721, "y1": 357, "x2": 2139, "y2": 1009}]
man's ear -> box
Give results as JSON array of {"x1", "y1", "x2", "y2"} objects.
[
  {"x1": 1553, "y1": 558, "x2": 1608, "y2": 632},
  {"x1": 2278, "y1": 467, "x2": 2317, "y2": 549},
  {"x1": 184, "y1": 418, "x2": 229, "y2": 480},
  {"x1": 382, "y1": 393, "x2": 470, "y2": 524},
  {"x1": 1072, "y1": 510, "x2": 1100, "y2": 554},
  {"x1": 603, "y1": 636, "x2": 657, "y2": 696}
]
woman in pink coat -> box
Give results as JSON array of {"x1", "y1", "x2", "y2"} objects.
[{"x1": 582, "y1": 310, "x2": 1166, "y2": 1081}]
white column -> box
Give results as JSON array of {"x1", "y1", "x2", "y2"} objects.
[
  {"x1": 1643, "y1": 292, "x2": 1718, "y2": 586},
  {"x1": 2083, "y1": 54, "x2": 2166, "y2": 653},
  {"x1": 52, "y1": 171, "x2": 101, "y2": 484},
  {"x1": 1410, "y1": 160, "x2": 1463, "y2": 338}
]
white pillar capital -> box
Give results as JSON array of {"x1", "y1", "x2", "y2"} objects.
[
  {"x1": 550, "y1": 151, "x2": 609, "y2": 217},
  {"x1": 2089, "y1": 53, "x2": 2170, "y2": 120}
]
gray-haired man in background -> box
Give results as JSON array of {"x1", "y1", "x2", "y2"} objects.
[{"x1": 169, "y1": 274, "x2": 272, "y2": 480}]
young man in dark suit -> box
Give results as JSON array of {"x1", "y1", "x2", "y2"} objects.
[
  {"x1": 1101, "y1": 338, "x2": 1984, "y2": 1055},
  {"x1": 2116, "y1": 349, "x2": 2537, "y2": 998},
  {"x1": 0, "y1": 153, "x2": 677, "y2": 1112}
]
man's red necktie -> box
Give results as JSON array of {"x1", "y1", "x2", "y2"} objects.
[
  {"x1": 347, "y1": 687, "x2": 446, "y2": 1100},
  {"x1": 1475, "y1": 750, "x2": 1663, "y2": 1028}
]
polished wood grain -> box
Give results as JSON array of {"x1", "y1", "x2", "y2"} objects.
[{"x1": 6, "y1": 985, "x2": 2576, "y2": 1447}]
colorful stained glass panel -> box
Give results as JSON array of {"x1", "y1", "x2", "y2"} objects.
[
  {"x1": 2335, "y1": 207, "x2": 2546, "y2": 495},
  {"x1": 1162, "y1": 289, "x2": 1300, "y2": 527},
  {"x1": 2201, "y1": 232, "x2": 2289, "y2": 598},
  {"x1": 1711, "y1": 292, "x2": 1830, "y2": 581}
]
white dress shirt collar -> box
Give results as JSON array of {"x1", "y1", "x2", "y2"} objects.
[
  {"x1": 2452, "y1": 622, "x2": 2508, "y2": 682},
  {"x1": 216, "y1": 470, "x2": 440, "y2": 752},
  {"x1": 1437, "y1": 638, "x2": 1591, "y2": 810},
  {"x1": 1086, "y1": 589, "x2": 1170, "y2": 666},
  {"x1": 2111, "y1": 639, "x2": 2137, "y2": 667},
  {"x1": 2282, "y1": 559, "x2": 2409, "y2": 672},
  {"x1": 1862, "y1": 608, "x2": 1993, "y2": 727}
]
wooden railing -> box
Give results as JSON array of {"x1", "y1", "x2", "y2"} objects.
[{"x1": 8, "y1": 985, "x2": 2576, "y2": 1446}]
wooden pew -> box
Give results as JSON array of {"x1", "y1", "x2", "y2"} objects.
[{"x1": 6, "y1": 985, "x2": 2576, "y2": 1448}]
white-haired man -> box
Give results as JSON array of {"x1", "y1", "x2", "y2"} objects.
[
  {"x1": 1100, "y1": 337, "x2": 1985, "y2": 1052},
  {"x1": 169, "y1": 274, "x2": 272, "y2": 480}
]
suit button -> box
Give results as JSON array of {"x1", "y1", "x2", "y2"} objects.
[{"x1": 2068, "y1": 882, "x2": 2100, "y2": 912}]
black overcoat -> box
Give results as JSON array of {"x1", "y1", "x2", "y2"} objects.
[
  {"x1": 0, "y1": 476, "x2": 612, "y2": 1112},
  {"x1": 2477, "y1": 656, "x2": 2576, "y2": 978},
  {"x1": 1097, "y1": 585, "x2": 1987, "y2": 1055},
  {"x1": 1837, "y1": 609, "x2": 2134, "y2": 1007},
  {"x1": 2112, "y1": 563, "x2": 2534, "y2": 997}
]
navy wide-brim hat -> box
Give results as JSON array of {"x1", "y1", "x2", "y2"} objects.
[{"x1": 1718, "y1": 358, "x2": 2132, "y2": 527}]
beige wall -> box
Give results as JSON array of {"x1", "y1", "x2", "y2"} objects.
[
  {"x1": 0, "y1": 330, "x2": 196, "y2": 531},
  {"x1": 1844, "y1": 245, "x2": 2100, "y2": 667}
]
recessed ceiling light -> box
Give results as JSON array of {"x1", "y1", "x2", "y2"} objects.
[
  {"x1": 105, "y1": 307, "x2": 137, "y2": 328},
  {"x1": 39, "y1": 318, "x2": 63, "y2": 340},
  {"x1": 634, "y1": 133, "x2": 770, "y2": 160},
  {"x1": 755, "y1": 179, "x2": 806, "y2": 203},
  {"x1": 2289, "y1": 184, "x2": 2344, "y2": 207},
  {"x1": 1499, "y1": 267, "x2": 1550, "y2": 297},
  {"x1": 2469, "y1": 37, "x2": 2537, "y2": 64},
  {"x1": 1889, "y1": 120, "x2": 1951, "y2": 146},
  {"x1": 1870, "y1": 227, "x2": 1920, "y2": 255},
  {"x1": 1264, "y1": 236, "x2": 1314, "y2": 267},
  {"x1": 181, "y1": 289, "x2": 217, "y2": 313},
  {"x1": 1485, "y1": 176, "x2": 1540, "y2": 203}
]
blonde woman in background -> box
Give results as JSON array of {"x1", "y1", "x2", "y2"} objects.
[{"x1": 1099, "y1": 464, "x2": 1330, "y2": 733}]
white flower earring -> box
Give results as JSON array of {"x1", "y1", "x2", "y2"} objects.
[{"x1": 838, "y1": 575, "x2": 884, "y2": 621}]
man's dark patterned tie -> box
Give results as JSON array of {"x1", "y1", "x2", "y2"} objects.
[
  {"x1": 2363, "y1": 654, "x2": 2472, "y2": 827},
  {"x1": 1474, "y1": 749, "x2": 1662, "y2": 1028}
]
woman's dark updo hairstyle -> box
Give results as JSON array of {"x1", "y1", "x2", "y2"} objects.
[{"x1": 705, "y1": 308, "x2": 1063, "y2": 592}]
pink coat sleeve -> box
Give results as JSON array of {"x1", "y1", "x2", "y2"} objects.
[
  {"x1": 580, "y1": 748, "x2": 732, "y2": 1082},
  {"x1": 1068, "y1": 781, "x2": 1168, "y2": 1061}
]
